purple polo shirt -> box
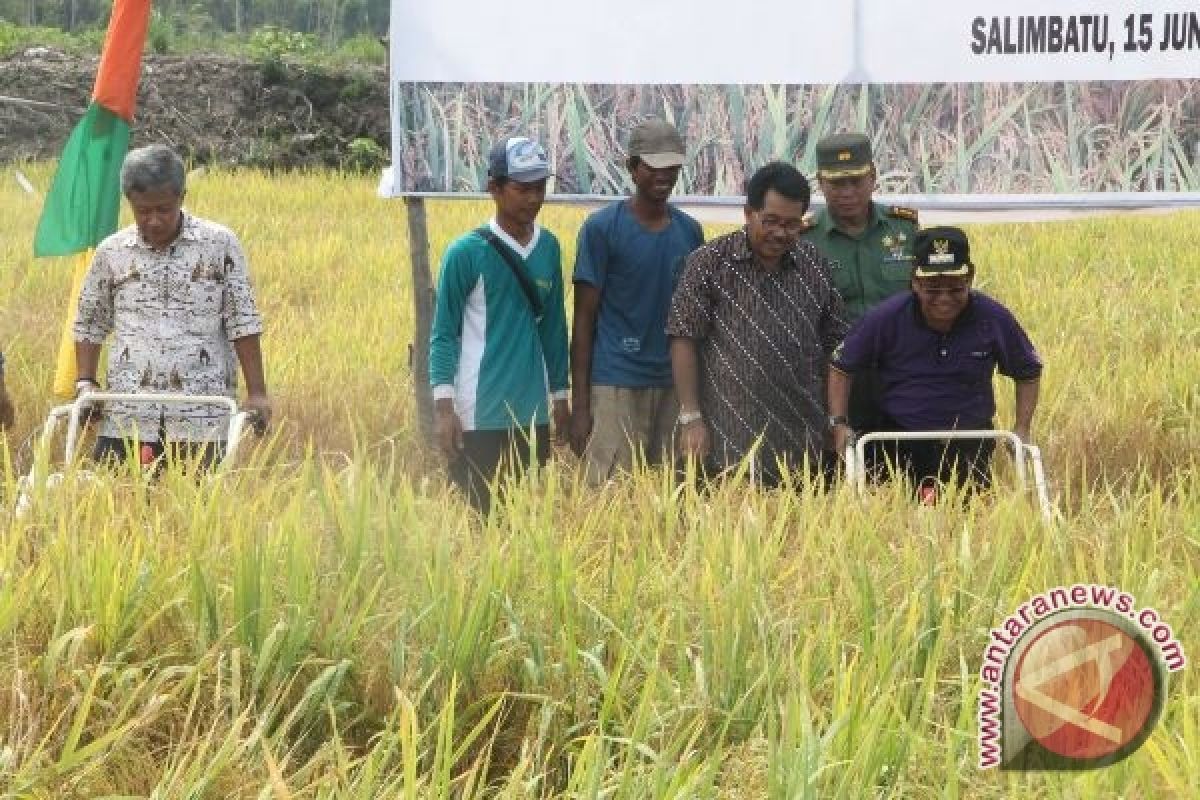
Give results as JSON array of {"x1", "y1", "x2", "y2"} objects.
[{"x1": 832, "y1": 291, "x2": 1042, "y2": 430}]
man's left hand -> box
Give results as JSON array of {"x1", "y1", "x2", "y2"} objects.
[
  {"x1": 552, "y1": 399, "x2": 570, "y2": 447},
  {"x1": 244, "y1": 392, "x2": 273, "y2": 434}
]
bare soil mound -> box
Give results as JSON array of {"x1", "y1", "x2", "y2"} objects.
[{"x1": 0, "y1": 49, "x2": 389, "y2": 168}]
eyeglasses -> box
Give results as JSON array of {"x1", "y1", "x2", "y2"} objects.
[
  {"x1": 754, "y1": 212, "x2": 806, "y2": 236},
  {"x1": 914, "y1": 286, "x2": 969, "y2": 298}
]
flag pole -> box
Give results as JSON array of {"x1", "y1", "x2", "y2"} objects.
[{"x1": 34, "y1": 0, "x2": 152, "y2": 397}]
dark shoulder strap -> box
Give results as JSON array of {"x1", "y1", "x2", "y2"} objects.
[{"x1": 476, "y1": 226, "x2": 544, "y2": 320}]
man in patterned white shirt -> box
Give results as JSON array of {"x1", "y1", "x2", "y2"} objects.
[{"x1": 73, "y1": 144, "x2": 271, "y2": 468}]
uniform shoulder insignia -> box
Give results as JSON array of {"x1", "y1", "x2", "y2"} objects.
[{"x1": 887, "y1": 205, "x2": 918, "y2": 224}]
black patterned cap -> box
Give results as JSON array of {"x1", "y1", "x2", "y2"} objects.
[{"x1": 913, "y1": 227, "x2": 972, "y2": 277}]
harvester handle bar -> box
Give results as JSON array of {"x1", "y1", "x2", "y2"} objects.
[
  {"x1": 58, "y1": 393, "x2": 242, "y2": 463},
  {"x1": 844, "y1": 429, "x2": 1053, "y2": 522}
]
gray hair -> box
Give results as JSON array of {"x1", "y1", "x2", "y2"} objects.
[{"x1": 121, "y1": 144, "x2": 186, "y2": 196}]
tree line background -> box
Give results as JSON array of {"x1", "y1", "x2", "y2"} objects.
[
  {"x1": 3, "y1": 1, "x2": 1195, "y2": 193},
  {"x1": 1, "y1": 0, "x2": 388, "y2": 49}
]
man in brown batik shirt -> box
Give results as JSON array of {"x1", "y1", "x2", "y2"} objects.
[{"x1": 667, "y1": 161, "x2": 847, "y2": 486}]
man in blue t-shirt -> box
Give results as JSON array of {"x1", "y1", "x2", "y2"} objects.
[
  {"x1": 828, "y1": 226, "x2": 1042, "y2": 492},
  {"x1": 570, "y1": 119, "x2": 704, "y2": 484}
]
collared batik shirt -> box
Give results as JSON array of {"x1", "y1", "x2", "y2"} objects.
[
  {"x1": 73, "y1": 213, "x2": 264, "y2": 443},
  {"x1": 667, "y1": 228, "x2": 848, "y2": 475}
]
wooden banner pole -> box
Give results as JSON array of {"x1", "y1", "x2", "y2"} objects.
[{"x1": 405, "y1": 195, "x2": 435, "y2": 445}]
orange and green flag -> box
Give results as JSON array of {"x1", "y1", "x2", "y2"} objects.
[
  {"x1": 33, "y1": 0, "x2": 151, "y2": 256},
  {"x1": 34, "y1": 0, "x2": 151, "y2": 397}
]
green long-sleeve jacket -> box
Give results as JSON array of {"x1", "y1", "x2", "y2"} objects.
[
  {"x1": 429, "y1": 222, "x2": 569, "y2": 431},
  {"x1": 800, "y1": 203, "x2": 918, "y2": 325}
]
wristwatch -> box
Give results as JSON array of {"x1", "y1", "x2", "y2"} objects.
[
  {"x1": 678, "y1": 410, "x2": 704, "y2": 426},
  {"x1": 828, "y1": 414, "x2": 849, "y2": 429}
]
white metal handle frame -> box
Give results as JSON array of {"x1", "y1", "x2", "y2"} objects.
[
  {"x1": 16, "y1": 393, "x2": 257, "y2": 519},
  {"x1": 52, "y1": 392, "x2": 254, "y2": 467},
  {"x1": 843, "y1": 429, "x2": 1055, "y2": 522}
]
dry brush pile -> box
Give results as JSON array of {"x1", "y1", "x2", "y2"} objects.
[{"x1": 0, "y1": 51, "x2": 389, "y2": 169}]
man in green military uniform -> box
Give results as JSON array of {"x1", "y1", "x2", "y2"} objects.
[{"x1": 800, "y1": 132, "x2": 918, "y2": 432}]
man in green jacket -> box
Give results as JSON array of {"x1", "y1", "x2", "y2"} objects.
[
  {"x1": 800, "y1": 132, "x2": 918, "y2": 433},
  {"x1": 429, "y1": 136, "x2": 570, "y2": 515}
]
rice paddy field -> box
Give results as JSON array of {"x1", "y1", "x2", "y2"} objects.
[{"x1": 0, "y1": 166, "x2": 1197, "y2": 797}]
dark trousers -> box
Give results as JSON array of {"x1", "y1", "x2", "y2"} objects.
[
  {"x1": 848, "y1": 367, "x2": 887, "y2": 432},
  {"x1": 866, "y1": 435, "x2": 995, "y2": 492},
  {"x1": 848, "y1": 369, "x2": 893, "y2": 475},
  {"x1": 447, "y1": 425, "x2": 550, "y2": 517},
  {"x1": 93, "y1": 436, "x2": 224, "y2": 475},
  {"x1": 680, "y1": 450, "x2": 837, "y2": 492}
]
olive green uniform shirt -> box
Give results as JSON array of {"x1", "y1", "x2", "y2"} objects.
[{"x1": 800, "y1": 203, "x2": 918, "y2": 325}]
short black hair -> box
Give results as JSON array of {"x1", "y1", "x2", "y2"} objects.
[{"x1": 745, "y1": 162, "x2": 810, "y2": 211}]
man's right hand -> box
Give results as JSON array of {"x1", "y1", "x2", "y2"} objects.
[
  {"x1": 568, "y1": 405, "x2": 592, "y2": 458},
  {"x1": 678, "y1": 418, "x2": 710, "y2": 460},
  {"x1": 74, "y1": 379, "x2": 101, "y2": 426},
  {"x1": 434, "y1": 400, "x2": 464, "y2": 459}
]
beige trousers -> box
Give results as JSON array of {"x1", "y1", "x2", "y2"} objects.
[{"x1": 583, "y1": 385, "x2": 678, "y2": 485}]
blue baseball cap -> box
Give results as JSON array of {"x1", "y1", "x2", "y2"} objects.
[{"x1": 487, "y1": 136, "x2": 552, "y2": 183}]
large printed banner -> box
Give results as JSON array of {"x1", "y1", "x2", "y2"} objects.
[
  {"x1": 869, "y1": 2, "x2": 1200, "y2": 83},
  {"x1": 390, "y1": 1, "x2": 1200, "y2": 85},
  {"x1": 384, "y1": 1, "x2": 1200, "y2": 196},
  {"x1": 390, "y1": 1, "x2": 854, "y2": 85}
]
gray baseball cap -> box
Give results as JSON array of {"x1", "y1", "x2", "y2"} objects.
[
  {"x1": 487, "y1": 136, "x2": 552, "y2": 183},
  {"x1": 628, "y1": 119, "x2": 686, "y2": 168}
]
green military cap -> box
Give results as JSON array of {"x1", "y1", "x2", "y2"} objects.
[{"x1": 815, "y1": 133, "x2": 874, "y2": 179}]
